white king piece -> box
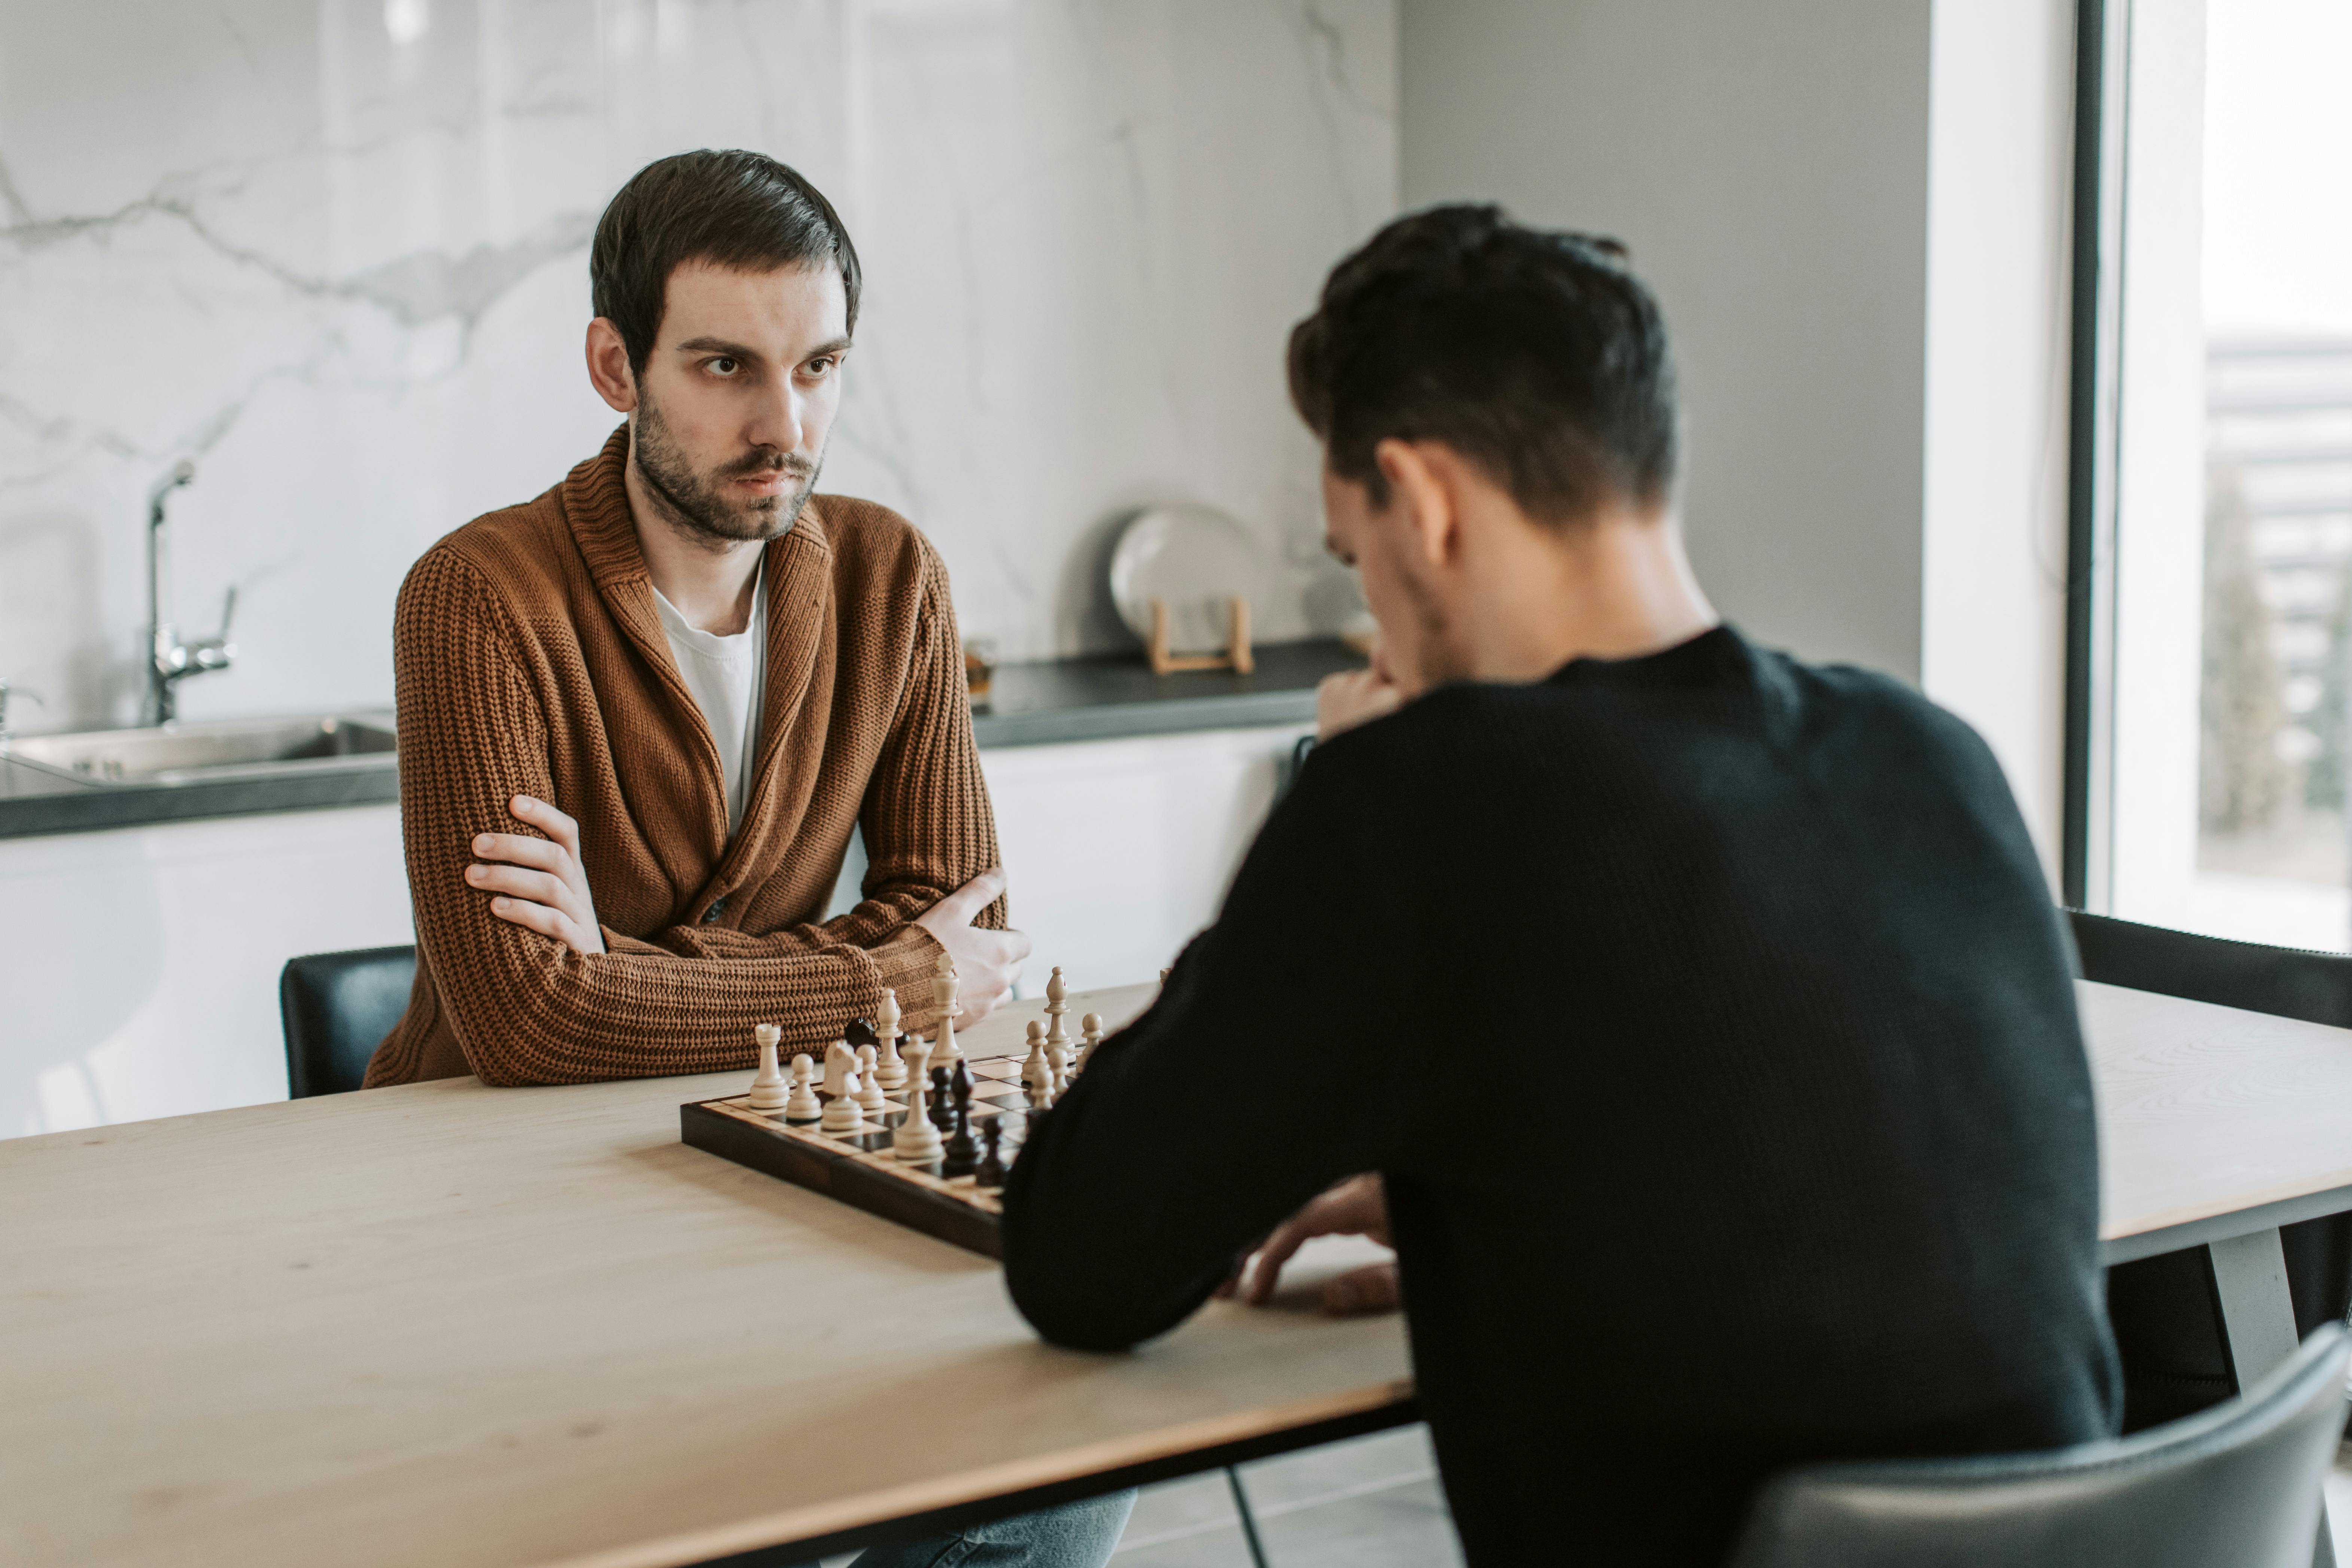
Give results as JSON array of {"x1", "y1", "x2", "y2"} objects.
[{"x1": 930, "y1": 950, "x2": 964, "y2": 1068}]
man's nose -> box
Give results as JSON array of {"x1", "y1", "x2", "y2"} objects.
[{"x1": 745, "y1": 378, "x2": 805, "y2": 455}]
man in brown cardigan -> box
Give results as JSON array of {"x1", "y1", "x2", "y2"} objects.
[{"x1": 365, "y1": 151, "x2": 1031, "y2": 1093}]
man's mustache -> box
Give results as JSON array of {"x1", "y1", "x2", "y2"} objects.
[{"x1": 722, "y1": 451, "x2": 816, "y2": 481}]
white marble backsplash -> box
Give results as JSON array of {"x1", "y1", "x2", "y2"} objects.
[{"x1": 0, "y1": 0, "x2": 1394, "y2": 731}]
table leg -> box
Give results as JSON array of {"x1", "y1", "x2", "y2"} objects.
[{"x1": 2208, "y1": 1228, "x2": 2336, "y2": 1568}]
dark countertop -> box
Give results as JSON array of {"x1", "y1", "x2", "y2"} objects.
[{"x1": 0, "y1": 639, "x2": 1358, "y2": 841}]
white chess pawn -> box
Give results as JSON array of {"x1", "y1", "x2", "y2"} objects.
[
  {"x1": 1021, "y1": 1020, "x2": 1053, "y2": 1097},
  {"x1": 930, "y1": 952, "x2": 964, "y2": 1068},
  {"x1": 1074, "y1": 1013, "x2": 1105, "y2": 1076},
  {"x1": 784, "y1": 1054, "x2": 822, "y2": 1120},
  {"x1": 1043, "y1": 967, "x2": 1072, "y2": 1070},
  {"x1": 746, "y1": 1023, "x2": 788, "y2": 1113},
  {"x1": 822, "y1": 1060, "x2": 868, "y2": 1136},
  {"x1": 873, "y1": 990, "x2": 908, "y2": 1089},
  {"x1": 892, "y1": 1036, "x2": 943, "y2": 1163},
  {"x1": 855, "y1": 1044, "x2": 886, "y2": 1113}
]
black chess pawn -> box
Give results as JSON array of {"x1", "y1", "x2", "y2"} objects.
[
  {"x1": 974, "y1": 1118, "x2": 1008, "y2": 1188},
  {"x1": 929, "y1": 1066, "x2": 954, "y2": 1132}
]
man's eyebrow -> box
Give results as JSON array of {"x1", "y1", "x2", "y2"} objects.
[
  {"x1": 802, "y1": 336, "x2": 852, "y2": 360},
  {"x1": 674, "y1": 336, "x2": 761, "y2": 359}
]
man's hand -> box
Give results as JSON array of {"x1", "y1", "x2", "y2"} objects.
[
  {"x1": 467, "y1": 794, "x2": 606, "y2": 955},
  {"x1": 1222, "y1": 1174, "x2": 1401, "y2": 1317},
  {"x1": 915, "y1": 867, "x2": 1032, "y2": 1025},
  {"x1": 1315, "y1": 649, "x2": 1404, "y2": 741}
]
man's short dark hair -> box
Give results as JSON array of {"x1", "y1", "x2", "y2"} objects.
[
  {"x1": 1287, "y1": 204, "x2": 1677, "y2": 524},
  {"x1": 591, "y1": 149, "x2": 862, "y2": 379}
]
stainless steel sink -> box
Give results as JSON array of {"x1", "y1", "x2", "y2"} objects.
[{"x1": 3, "y1": 714, "x2": 398, "y2": 786}]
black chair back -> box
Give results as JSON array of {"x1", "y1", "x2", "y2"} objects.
[
  {"x1": 2070, "y1": 910, "x2": 2352, "y2": 1027},
  {"x1": 1725, "y1": 1323, "x2": 2350, "y2": 1568},
  {"x1": 279, "y1": 944, "x2": 416, "y2": 1097},
  {"x1": 2069, "y1": 911, "x2": 2352, "y2": 1429}
]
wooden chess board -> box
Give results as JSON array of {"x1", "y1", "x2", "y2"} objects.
[{"x1": 681, "y1": 1055, "x2": 1038, "y2": 1257}]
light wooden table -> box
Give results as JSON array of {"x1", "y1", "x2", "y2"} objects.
[
  {"x1": 2091, "y1": 976, "x2": 2352, "y2": 1377},
  {"x1": 0, "y1": 984, "x2": 1412, "y2": 1568},
  {"x1": 9, "y1": 978, "x2": 2348, "y2": 1568},
  {"x1": 2087, "y1": 978, "x2": 2352, "y2": 1568}
]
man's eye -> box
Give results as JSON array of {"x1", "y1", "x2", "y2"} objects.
[
  {"x1": 804, "y1": 357, "x2": 836, "y2": 377},
  {"x1": 708, "y1": 357, "x2": 739, "y2": 376}
]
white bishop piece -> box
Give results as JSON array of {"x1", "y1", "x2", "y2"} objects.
[{"x1": 746, "y1": 1023, "x2": 788, "y2": 1113}]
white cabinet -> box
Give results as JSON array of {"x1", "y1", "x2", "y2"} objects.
[
  {"x1": 0, "y1": 722, "x2": 1306, "y2": 1138},
  {"x1": 0, "y1": 806, "x2": 412, "y2": 1139}
]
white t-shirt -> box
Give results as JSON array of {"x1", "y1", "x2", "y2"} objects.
[{"x1": 651, "y1": 563, "x2": 768, "y2": 834}]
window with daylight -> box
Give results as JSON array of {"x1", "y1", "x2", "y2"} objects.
[{"x1": 2074, "y1": 0, "x2": 2352, "y2": 950}]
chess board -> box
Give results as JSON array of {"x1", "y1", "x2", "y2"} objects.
[{"x1": 680, "y1": 1053, "x2": 1040, "y2": 1258}]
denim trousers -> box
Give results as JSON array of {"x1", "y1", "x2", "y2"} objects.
[{"x1": 823, "y1": 1490, "x2": 1138, "y2": 1568}]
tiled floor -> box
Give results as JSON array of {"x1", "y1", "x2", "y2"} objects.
[{"x1": 1110, "y1": 1427, "x2": 1461, "y2": 1568}]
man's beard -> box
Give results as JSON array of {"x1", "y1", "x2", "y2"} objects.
[{"x1": 633, "y1": 393, "x2": 820, "y2": 544}]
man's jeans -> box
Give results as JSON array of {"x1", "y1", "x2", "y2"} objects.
[{"x1": 823, "y1": 1491, "x2": 1138, "y2": 1568}]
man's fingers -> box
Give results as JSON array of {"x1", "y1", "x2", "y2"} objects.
[
  {"x1": 1244, "y1": 1214, "x2": 1320, "y2": 1306},
  {"x1": 931, "y1": 868, "x2": 1008, "y2": 926},
  {"x1": 472, "y1": 832, "x2": 567, "y2": 874},
  {"x1": 468, "y1": 863, "x2": 572, "y2": 908},
  {"x1": 1320, "y1": 1262, "x2": 1402, "y2": 1318},
  {"x1": 998, "y1": 924, "x2": 1035, "y2": 962},
  {"x1": 488, "y1": 895, "x2": 567, "y2": 941},
  {"x1": 510, "y1": 794, "x2": 581, "y2": 849}
]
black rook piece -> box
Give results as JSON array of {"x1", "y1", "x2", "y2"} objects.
[{"x1": 976, "y1": 1119, "x2": 1008, "y2": 1188}]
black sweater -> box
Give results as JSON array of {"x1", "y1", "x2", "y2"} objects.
[{"x1": 1001, "y1": 625, "x2": 2120, "y2": 1567}]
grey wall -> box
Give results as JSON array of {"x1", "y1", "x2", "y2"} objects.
[{"x1": 1399, "y1": 0, "x2": 1933, "y2": 681}]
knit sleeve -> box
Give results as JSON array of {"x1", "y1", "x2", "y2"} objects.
[
  {"x1": 626, "y1": 537, "x2": 1004, "y2": 1029},
  {"x1": 395, "y1": 549, "x2": 911, "y2": 1086}
]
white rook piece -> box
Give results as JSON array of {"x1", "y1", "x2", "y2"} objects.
[
  {"x1": 893, "y1": 1035, "x2": 943, "y2": 1163},
  {"x1": 1043, "y1": 968, "x2": 1072, "y2": 1070},
  {"x1": 931, "y1": 952, "x2": 964, "y2": 1068},
  {"x1": 746, "y1": 1024, "x2": 788, "y2": 1113}
]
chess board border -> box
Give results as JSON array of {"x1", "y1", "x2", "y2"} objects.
[{"x1": 681, "y1": 1096, "x2": 1008, "y2": 1258}]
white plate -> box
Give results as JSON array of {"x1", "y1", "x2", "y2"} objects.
[{"x1": 1107, "y1": 504, "x2": 1268, "y2": 655}]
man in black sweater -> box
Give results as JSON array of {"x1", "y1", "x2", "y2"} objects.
[{"x1": 1000, "y1": 206, "x2": 2120, "y2": 1566}]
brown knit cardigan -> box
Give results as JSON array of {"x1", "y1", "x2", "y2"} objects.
[{"x1": 363, "y1": 426, "x2": 1003, "y2": 1089}]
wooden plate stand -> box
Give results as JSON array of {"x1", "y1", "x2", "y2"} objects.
[{"x1": 1148, "y1": 596, "x2": 1255, "y2": 677}]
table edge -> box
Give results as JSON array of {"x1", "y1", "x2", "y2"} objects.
[{"x1": 526, "y1": 1378, "x2": 1418, "y2": 1568}]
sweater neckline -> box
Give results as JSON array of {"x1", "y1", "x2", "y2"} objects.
[{"x1": 1546, "y1": 622, "x2": 1750, "y2": 690}]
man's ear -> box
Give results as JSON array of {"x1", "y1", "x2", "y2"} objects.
[
  {"x1": 1372, "y1": 439, "x2": 1460, "y2": 570},
  {"x1": 585, "y1": 318, "x2": 640, "y2": 415}
]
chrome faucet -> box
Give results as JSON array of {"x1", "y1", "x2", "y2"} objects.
[
  {"x1": 146, "y1": 459, "x2": 236, "y2": 725},
  {"x1": 0, "y1": 676, "x2": 42, "y2": 749}
]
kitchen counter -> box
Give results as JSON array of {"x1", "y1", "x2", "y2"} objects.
[{"x1": 0, "y1": 639, "x2": 1357, "y2": 840}]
